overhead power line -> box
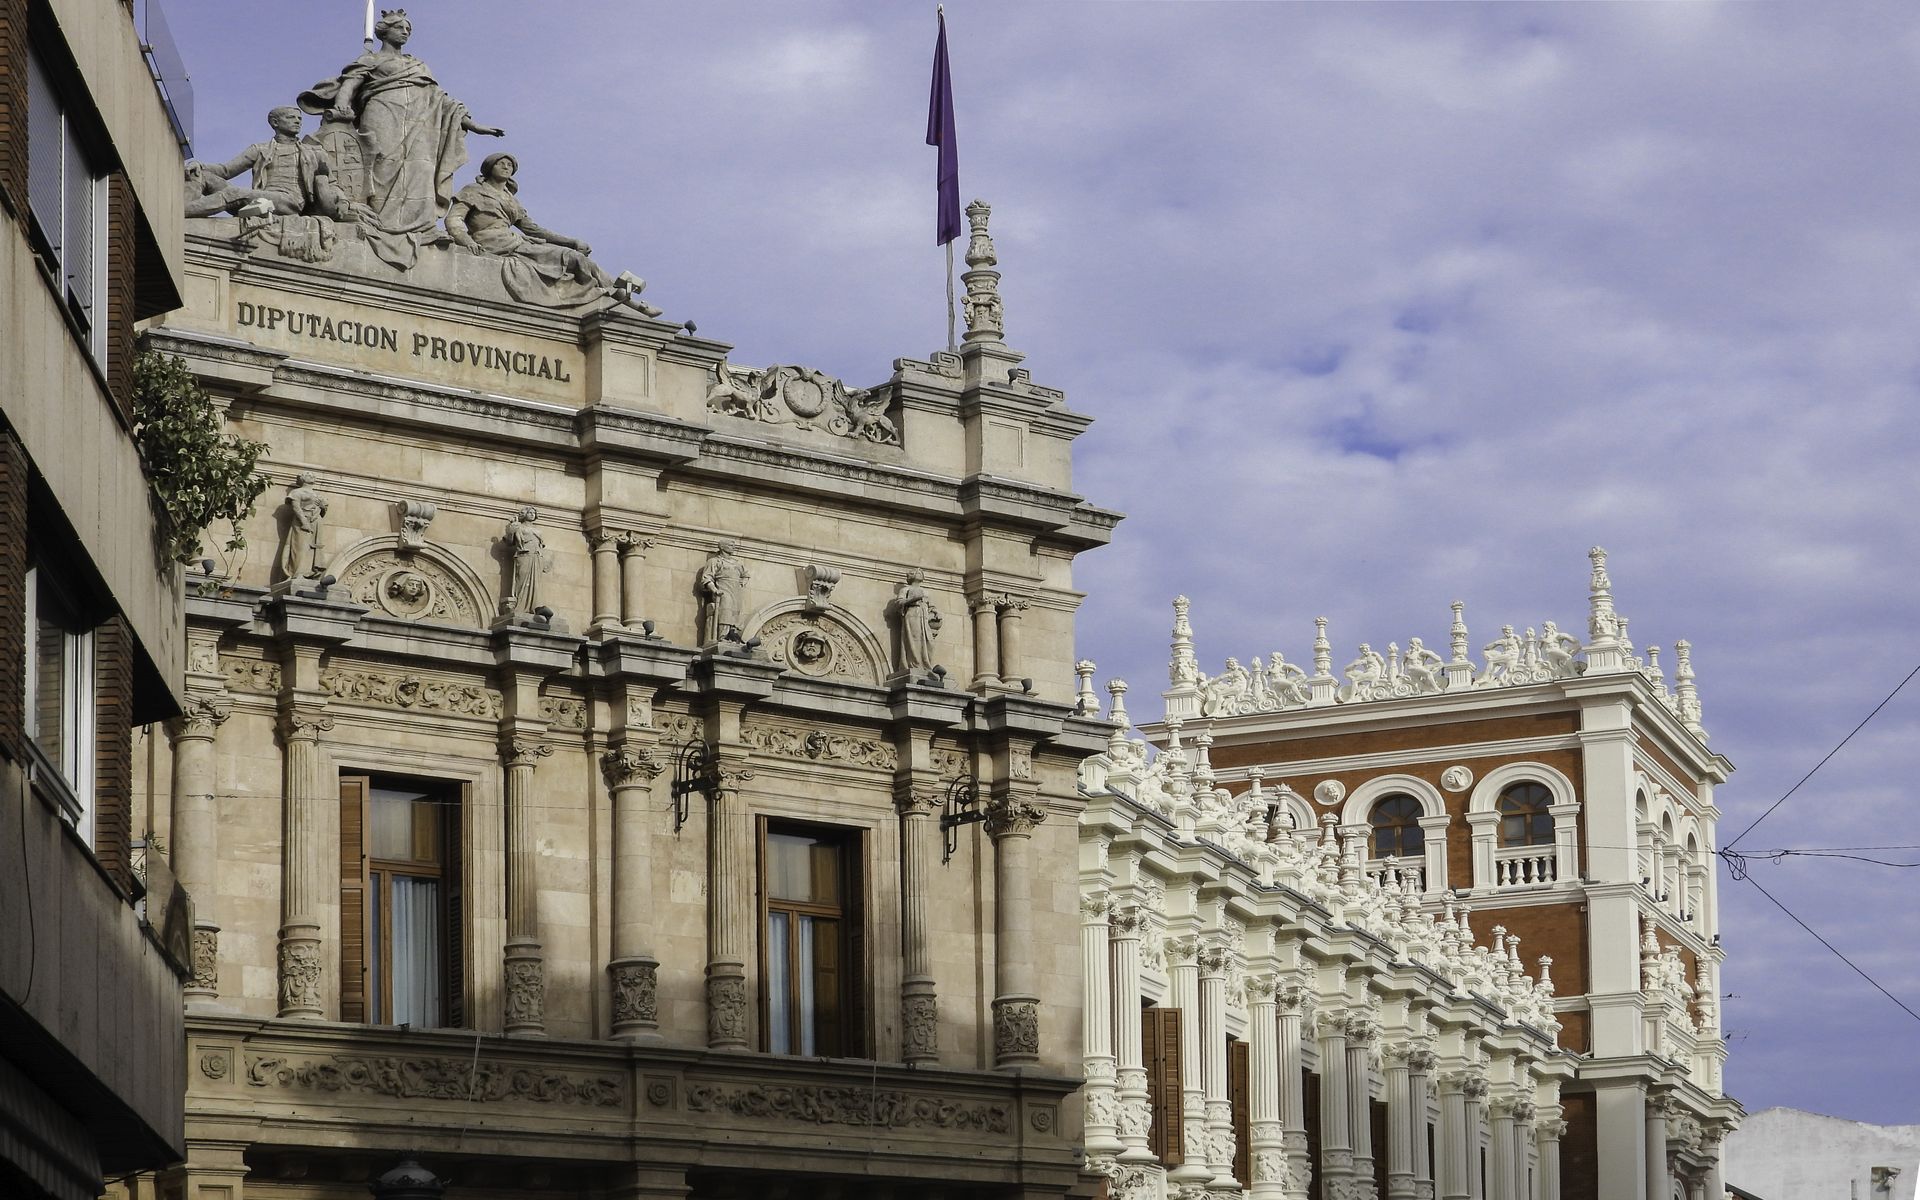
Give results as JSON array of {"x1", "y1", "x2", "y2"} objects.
[
  {"x1": 1725, "y1": 661, "x2": 1920, "y2": 850},
  {"x1": 1725, "y1": 863, "x2": 1920, "y2": 1025}
]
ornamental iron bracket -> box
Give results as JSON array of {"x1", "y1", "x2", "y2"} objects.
[
  {"x1": 940, "y1": 773, "x2": 983, "y2": 864},
  {"x1": 669, "y1": 739, "x2": 719, "y2": 834}
]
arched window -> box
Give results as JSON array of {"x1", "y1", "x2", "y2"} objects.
[
  {"x1": 1497, "y1": 782, "x2": 1554, "y2": 848},
  {"x1": 1370, "y1": 794, "x2": 1426, "y2": 859}
]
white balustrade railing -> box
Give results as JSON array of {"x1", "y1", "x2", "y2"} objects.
[{"x1": 1493, "y1": 846, "x2": 1557, "y2": 888}]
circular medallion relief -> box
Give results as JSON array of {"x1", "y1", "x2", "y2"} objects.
[
  {"x1": 782, "y1": 373, "x2": 829, "y2": 420},
  {"x1": 1440, "y1": 765, "x2": 1474, "y2": 793},
  {"x1": 1313, "y1": 779, "x2": 1346, "y2": 806}
]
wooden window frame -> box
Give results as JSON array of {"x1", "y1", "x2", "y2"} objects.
[
  {"x1": 1142, "y1": 1003, "x2": 1184, "y2": 1166},
  {"x1": 756, "y1": 816, "x2": 866, "y2": 1057},
  {"x1": 1497, "y1": 781, "x2": 1555, "y2": 849},
  {"x1": 1369, "y1": 793, "x2": 1425, "y2": 860},
  {"x1": 340, "y1": 774, "x2": 466, "y2": 1027}
]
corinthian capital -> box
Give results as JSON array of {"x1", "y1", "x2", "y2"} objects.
[
  {"x1": 176, "y1": 694, "x2": 232, "y2": 738},
  {"x1": 1109, "y1": 905, "x2": 1145, "y2": 937},
  {"x1": 504, "y1": 739, "x2": 554, "y2": 768},
  {"x1": 281, "y1": 710, "x2": 333, "y2": 742},
  {"x1": 1197, "y1": 941, "x2": 1231, "y2": 977},
  {"x1": 600, "y1": 744, "x2": 666, "y2": 788},
  {"x1": 983, "y1": 794, "x2": 1046, "y2": 838}
]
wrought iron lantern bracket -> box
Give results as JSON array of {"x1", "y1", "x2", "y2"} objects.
[
  {"x1": 669, "y1": 739, "x2": 719, "y2": 833},
  {"x1": 940, "y1": 773, "x2": 983, "y2": 864}
]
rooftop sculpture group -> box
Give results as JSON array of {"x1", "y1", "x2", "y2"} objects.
[{"x1": 185, "y1": 9, "x2": 659, "y2": 314}]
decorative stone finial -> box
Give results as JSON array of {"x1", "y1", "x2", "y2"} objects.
[
  {"x1": 1106, "y1": 678, "x2": 1130, "y2": 730},
  {"x1": 1584, "y1": 546, "x2": 1624, "y2": 671},
  {"x1": 1073, "y1": 659, "x2": 1098, "y2": 716},
  {"x1": 1312, "y1": 617, "x2": 1331, "y2": 677},
  {"x1": 1673, "y1": 640, "x2": 1706, "y2": 740},
  {"x1": 1449, "y1": 601, "x2": 1469, "y2": 663},
  {"x1": 961, "y1": 199, "x2": 1004, "y2": 344}
]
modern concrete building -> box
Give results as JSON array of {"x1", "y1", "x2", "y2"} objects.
[
  {"x1": 1726, "y1": 1108, "x2": 1919, "y2": 1200},
  {"x1": 0, "y1": 1, "x2": 193, "y2": 1198},
  {"x1": 1074, "y1": 558, "x2": 1741, "y2": 1200},
  {"x1": 135, "y1": 14, "x2": 1118, "y2": 1199}
]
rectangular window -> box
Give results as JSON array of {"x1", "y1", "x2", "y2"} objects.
[
  {"x1": 760, "y1": 820, "x2": 864, "y2": 1057},
  {"x1": 24, "y1": 566, "x2": 96, "y2": 842},
  {"x1": 25, "y1": 47, "x2": 105, "y2": 358},
  {"x1": 1142, "y1": 1004, "x2": 1184, "y2": 1165},
  {"x1": 340, "y1": 775, "x2": 464, "y2": 1027}
]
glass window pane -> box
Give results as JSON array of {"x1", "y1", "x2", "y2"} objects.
[
  {"x1": 809, "y1": 840, "x2": 842, "y2": 904},
  {"x1": 389, "y1": 877, "x2": 441, "y2": 1026},
  {"x1": 369, "y1": 787, "x2": 436, "y2": 859},
  {"x1": 766, "y1": 911, "x2": 791, "y2": 1054},
  {"x1": 26, "y1": 52, "x2": 62, "y2": 245},
  {"x1": 62, "y1": 127, "x2": 93, "y2": 320},
  {"x1": 767, "y1": 833, "x2": 810, "y2": 901}
]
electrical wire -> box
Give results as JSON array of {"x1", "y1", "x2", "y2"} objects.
[
  {"x1": 1725, "y1": 863, "x2": 1920, "y2": 1025},
  {"x1": 1725, "y1": 661, "x2": 1920, "y2": 850}
]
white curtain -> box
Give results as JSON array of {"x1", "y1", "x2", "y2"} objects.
[
  {"x1": 390, "y1": 877, "x2": 440, "y2": 1026},
  {"x1": 767, "y1": 912, "x2": 791, "y2": 1053}
]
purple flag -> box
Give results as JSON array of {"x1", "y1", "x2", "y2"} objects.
[{"x1": 926, "y1": 10, "x2": 961, "y2": 246}]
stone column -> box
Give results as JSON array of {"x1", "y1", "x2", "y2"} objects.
[
  {"x1": 1384, "y1": 1044, "x2": 1417, "y2": 1200},
  {"x1": 1081, "y1": 891, "x2": 1123, "y2": 1157},
  {"x1": 1318, "y1": 1010, "x2": 1355, "y2": 1199},
  {"x1": 1248, "y1": 975, "x2": 1286, "y2": 1199},
  {"x1": 970, "y1": 594, "x2": 1001, "y2": 689},
  {"x1": 1409, "y1": 1047, "x2": 1439, "y2": 1200},
  {"x1": 603, "y1": 742, "x2": 666, "y2": 1039},
  {"x1": 1699, "y1": 1126, "x2": 1725, "y2": 1200},
  {"x1": 1464, "y1": 1074, "x2": 1490, "y2": 1200},
  {"x1": 996, "y1": 596, "x2": 1028, "y2": 685},
  {"x1": 503, "y1": 737, "x2": 552, "y2": 1035},
  {"x1": 1645, "y1": 1092, "x2": 1671, "y2": 1200},
  {"x1": 591, "y1": 528, "x2": 622, "y2": 629},
  {"x1": 1488, "y1": 1099, "x2": 1516, "y2": 1200},
  {"x1": 1111, "y1": 906, "x2": 1155, "y2": 1164},
  {"x1": 898, "y1": 785, "x2": 943, "y2": 1064},
  {"x1": 170, "y1": 695, "x2": 230, "y2": 1006},
  {"x1": 1511, "y1": 1102, "x2": 1536, "y2": 1200},
  {"x1": 1278, "y1": 986, "x2": 1312, "y2": 1200},
  {"x1": 1438, "y1": 1072, "x2": 1471, "y2": 1200},
  {"x1": 276, "y1": 707, "x2": 332, "y2": 1020},
  {"x1": 986, "y1": 792, "x2": 1045, "y2": 1067},
  {"x1": 706, "y1": 762, "x2": 754, "y2": 1049},
  {"x1": 1199, "y1": 941, "x2": 1235, "y2": 1186},
  {"x1": 1167, "y1": 936, "x2": 1212, "y2": 1191},
  {"x1": 1536, "y1": 1118, "x2": 1566, "y2": 1200},
  {"x1": 1347, "y1": 1011, "x2": 1381, "y2": 1200},
  {"x1": 618, "y1": 533, "x2": 653, "y2": 629}
]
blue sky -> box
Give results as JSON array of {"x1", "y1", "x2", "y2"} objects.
[{"x1": 168, "y1": 1, "x2": 1920, "y2": 1123}]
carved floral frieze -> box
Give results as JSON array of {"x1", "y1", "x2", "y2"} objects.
[
  {"x1": 320, "y1": 667, "x2": 503, "y2": 719},
  {"x1": 539, "y1": 694, "x2": 587, "y2": 730},
  {"x1": 706, "y1": 360, "x2": 899, "y2": 446},
  {"x1": 244, "y1": 1053, "x2": 623, "y2": 1107},
  {"x1": 739, "y1": 722, "x2": 897, "y2": 772},
  {"x1": 685, "y1": 1082, "x2": 1011, "y2": 1132},
  {"x1": 220, "y1": 656, "x2": 282, "y2": 694}
]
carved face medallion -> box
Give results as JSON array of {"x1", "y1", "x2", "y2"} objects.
[{"x1": 792, "y1": 630, "x2": 831, "y2": 666}]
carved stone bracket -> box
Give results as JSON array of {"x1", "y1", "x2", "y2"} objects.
[{"x1": 983, "y1": 794, "x2": 1046, "y2": 838}]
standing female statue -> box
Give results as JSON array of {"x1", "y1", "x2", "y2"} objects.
[{"x1": 298, "y1": 9, "x2": 504, "y2": 269}]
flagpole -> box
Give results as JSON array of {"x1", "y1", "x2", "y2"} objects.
[
  {"x1": 939, "y1": 5, "x2": 955, "y2": 353},
  {"x1": 364, "y1": 0, "x2": 376, "y2": 49}
]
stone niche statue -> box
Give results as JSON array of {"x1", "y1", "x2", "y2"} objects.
[
  {"x1": 279, "y1": 472, "x2": 330, "y2": 583},
  {"x1": 892, "y1": 569, "x2": 942, "y2": 678},
  {"x1": 697, "y1": 541, "x2": 750, "y2": 646},
  {"x1": 297, "y1": 8, "x2": 505, "y2": 270},
  {"x1": 447, "y1": 153, "x2": 660, "y2": 313},
  {"x1": 498, "y1": 507, "x2": 559, "y2": 629}
]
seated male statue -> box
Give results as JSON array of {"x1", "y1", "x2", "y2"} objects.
[{"x1": 184, "y1": 106, "x2": 365, "y2": 221}]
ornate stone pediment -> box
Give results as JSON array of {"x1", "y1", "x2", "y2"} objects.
[
  {"x1": 335, "y1": 535, "x2": 490, "y2": 628},
  {"x1": 744, "y1": 601, "x2": 888, "y2": 686}
]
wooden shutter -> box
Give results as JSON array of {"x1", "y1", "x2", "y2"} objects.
[
  {"x1": 1229, "y1": 1037, "x2": 1251, "y2": 1184},
  {"x1": 91, "y1": 615, "x2": 132, "y2": 895},
  {"x1": 443, "y1": 783, "x2": 465, "y2": 1028},
  {"x1": 1372, "y1": 1098, "x2": 1390, "y2": 1199},
  {"x1": 845, "y1": 829, "x2": 868, "y2": 1058},
  {"x1": 338, "y1": 775, "x2": 370, "y2": 1022},
  {"x1": 0, "y1": 429, "x2": 25, "y2": 760},
  {"x1": 1143, "y1": 1006, "x2": 1183, "y2": 1166}
]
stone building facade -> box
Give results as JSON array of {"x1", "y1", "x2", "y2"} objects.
[
  {"x1": 135, "y1": 20, "x2": 1116, "y2": 1200},
  {"x1": 1073, "y1": 551, "x2": 1739, "y2": 1200},
  {"x1": 0, "y1": 0, "x2": 193, "y2": 1198}
]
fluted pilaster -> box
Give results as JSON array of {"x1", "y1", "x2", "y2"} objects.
[
  {"x1": 276, "y1": 708, "x2": 332, "y2": 1020},
  {"x1": 987, "y1": 791, "x2": 1044, "y2": 1066},
  {"x1": 898, "y1": 786, "x2": 942, "y2": 1063},
  {"x1": 604, "y1": 742, "x2": 666, "y2": 1039},
  {"x1": 706, "y1": 761, "x2": 754, "y2": 1049},
  {"x1": 503, "y1": 737, "x2": 552, "y2": 1036},
  {"x1": 1111, "y1": 906, "x2": 1154, "y2": 1164},
  {"x1": 171, "y1": 695, "x2": 229, "y2": 1006}
]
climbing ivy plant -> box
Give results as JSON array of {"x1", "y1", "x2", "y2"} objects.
[{"x1": 131, "y1": 348, "x2": 269, "y2": 565}]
